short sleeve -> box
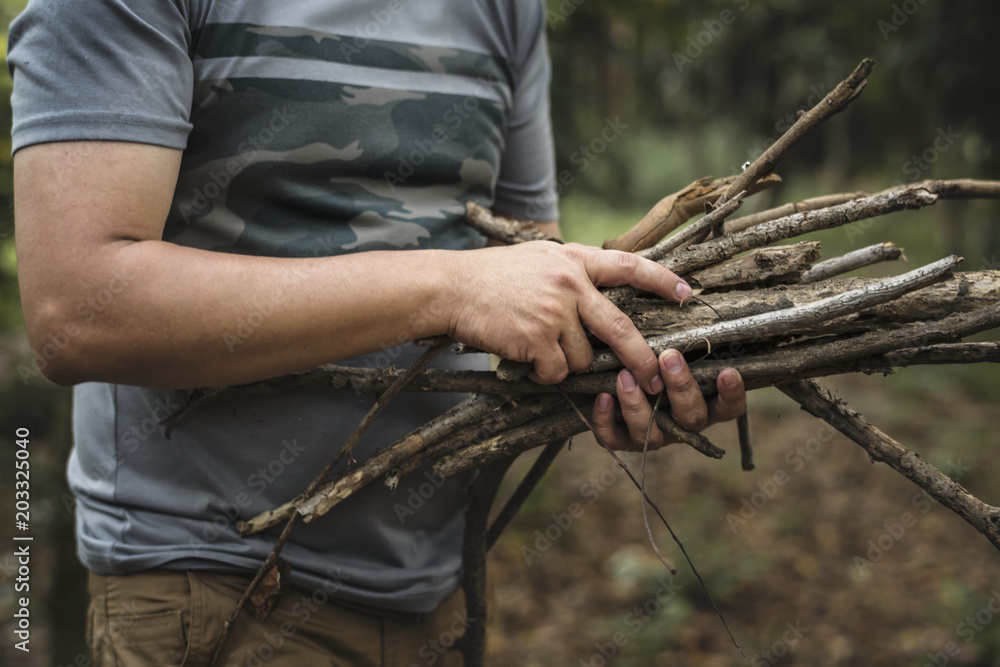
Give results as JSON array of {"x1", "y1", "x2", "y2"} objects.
[
  {"x1": 492, "y1": 1, "x2": 558, "y2": 221},
  {"x1": 8, "y1": 0, "x2": 195, "y2": 153}
]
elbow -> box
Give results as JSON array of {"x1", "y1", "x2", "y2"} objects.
[{"x1": 23, "y1": 297, "x2": 95, "y2": 386}]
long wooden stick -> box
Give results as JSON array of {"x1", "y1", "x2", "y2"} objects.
[
  {"x1": 658, "y1": 185, "x2": 939, "y2": 277},
  {"x1": 777, "y1": 380, "x2": 1000, "y2": 550},
  {"x1": 172, "y1": 335, "x2": 1000, "y2": 420},
  {"x1": 722, "y1": 178, "x2": 1000, "y2": 238},
  {"x1": 723, "y1": 192, "x2": 865, "y2": 235}
]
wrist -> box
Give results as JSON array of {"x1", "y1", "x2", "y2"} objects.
[{"x1": 422, "y1": 249, "x2": 469, "y2": 339}]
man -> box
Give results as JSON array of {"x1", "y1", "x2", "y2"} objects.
[{"x1": 9, "y1": 0, "x2": 745, "y2": 664}]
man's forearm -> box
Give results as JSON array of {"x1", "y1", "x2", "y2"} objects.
[{"x1": 27, "y1": 240, "x2": 459, "y2": 389}]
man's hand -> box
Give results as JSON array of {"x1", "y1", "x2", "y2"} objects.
[
  {"x1": 591, "y1": 349, "x2": 747, "y2": 451},
  {"x1": 447, "y1": 241, "x2": 692, "y2": 390}
]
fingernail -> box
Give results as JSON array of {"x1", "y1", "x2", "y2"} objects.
[
  {"x1": 662, "y1": 349, "x2": 683, "y2": 374},
  {"x1": 597, "y1": 393, "x2": 613, "y2": 410},
  {"x1": 621, "y1": 370, "x2": 637, "y2": 391},
  {"x1": 650, "y1": 375, "x2": 664, "y2": 394},
  {"x1": 675, "y1": 281, "x2": 692, "y2": 302},
  {"x1": 723, "y1": 369, "x2": 740, "y2": 390}
]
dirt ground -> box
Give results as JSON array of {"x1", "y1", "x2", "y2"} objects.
[{"x1": 485, "y1": 369, "x2": 1000, "y2": 666}]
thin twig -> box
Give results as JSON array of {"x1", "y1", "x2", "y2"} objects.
[
  {"x1": 209, "y1": 515, "x2": 297, "y2": 666},
  {"x1": 318, "y1": 342, "x2": 450, "y2": 475},
  {"x1": 716, "y1": 58, "x2": 875, "y2": 208},
  {"x1": 641, "y1": 393, "x2": 677, "y2": 573},
  {"x1": 653, "y1": 411, "x2": 726, "y2": 459},
  {"x1": 557, "y1": 389, "x2": 744, "y2": 657},
  {"x1": 800, "y1": 242, "x2": 904, "y2": 283}
]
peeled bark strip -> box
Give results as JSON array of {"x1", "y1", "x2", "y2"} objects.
[
  {"x1": 638, "y1": 190, "x2": 747, "y2": 259},
  {"x1": 777, "y1": 379, "x2": 1000, "y2": 550},
  {"x1": 687, "y1": 242, "x2": 821, "y2": 290},
  {"x1": 603, "y1": 174, "x2": 780, "y2": 253},
  {"x1": 588, "y1": 256, "x2": 959, "y2": 373},
  {"x1": 800, "y1": 242, "x2": 904, "y2": 283}
]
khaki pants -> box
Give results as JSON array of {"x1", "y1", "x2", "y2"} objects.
[{"x1": 86, "y1": 570, "x2": 466, "y2": 667}]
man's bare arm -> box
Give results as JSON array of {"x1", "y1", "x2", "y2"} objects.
[{"x1": 16, "y1": 141, "x2": 691, "y2": 390}]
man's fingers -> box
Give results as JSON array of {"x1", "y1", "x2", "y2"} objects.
[
  {"x1": 708, "y1": 367, "x2": 747, "y2": 423},
  {"x1": 559, "y1": 324, "x2": 594, "y2": 374},
  {"x1": 579, "y1": 289, "x2": 660, "y2": 392},
  {"x1": 617, "y1": 370, "x2": 665, "y2": 450},
  {"x1": 590, "y1": 392, "x2": 628, "y2": 450},
  {"x1": 589, "y1": 379, "x2": 666, "y2": 452},
  {"x1": 579, "y1": 246, "x2": 692, "y2": 304},
  {"x1": 660, "y1": 348, "x2": 709, "y2": 431},
  {"x1": 527, "y1": 344, "x2": 569, "y2": 385}
]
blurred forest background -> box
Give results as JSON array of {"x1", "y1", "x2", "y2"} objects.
[{"x1": 1, "y1": 0, "x2": 999, "y2": 665}]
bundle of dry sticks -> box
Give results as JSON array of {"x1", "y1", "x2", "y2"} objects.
[{"x1": 186, "y1": 58, "x2": 1000, "y2": 665}]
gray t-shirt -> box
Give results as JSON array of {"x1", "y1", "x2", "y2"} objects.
[{"x1": 9, "y1": 0, "x2": 557, "y2": 613}]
